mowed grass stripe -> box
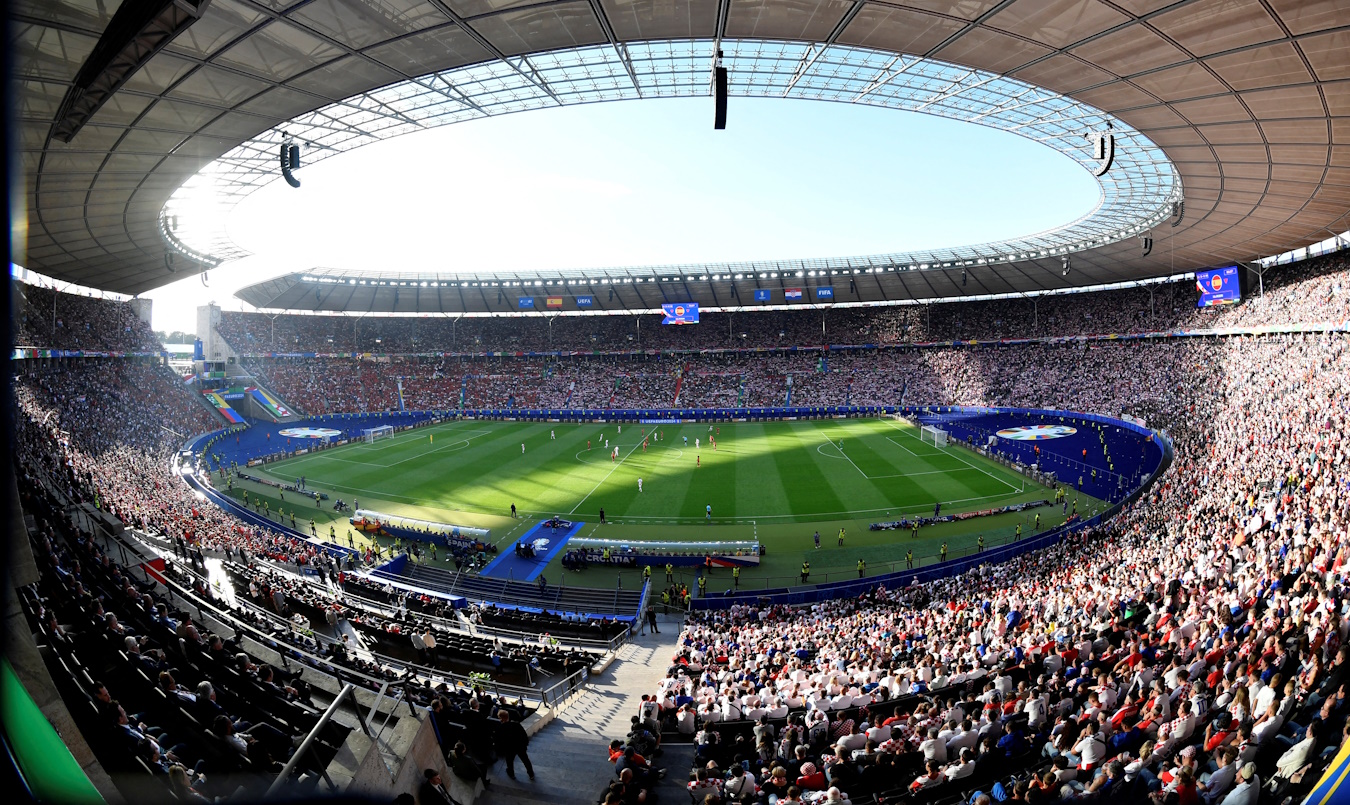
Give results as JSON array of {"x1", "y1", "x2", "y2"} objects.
[
  {"x1": 869, "y1": 418, "x2": 1028, "y2": 492},
  {"x1": 734, "y1": 423, "x2": 791, "y2": 523},
  {"x1": 678, "y1": 426, "x2": 739, "y2": 521},
  {"x1": 259, "y1": 418, "x2": 1050, "y2": 524},
  {"x1": 776, "y1": 422, "x2": 849, "y2": 517},
  {"x1": 611, "y1": 438, "x2": 694, "y2": 520},
  {"x1": 348, "y1": 423, "x2": 526, "y2": 511}
]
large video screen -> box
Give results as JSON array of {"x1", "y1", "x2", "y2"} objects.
[
  {"x1": 1196, "y1": 266, "x2": 1240, "y2": 307},
  {"x1": 661, "y1": 302, "x2": 699, "y2": 325}
]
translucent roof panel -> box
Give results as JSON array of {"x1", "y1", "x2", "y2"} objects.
[{"x1": 162, "y1": 38, "x2": 1180, "y2": 274}]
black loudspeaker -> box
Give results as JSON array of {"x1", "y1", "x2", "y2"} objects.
[
  {"x1": 714, "y1": 65, "x2": 728, "y2": 130},
  {"x1": 280, "y1": 142, "x2": 301, "y2": 188}
]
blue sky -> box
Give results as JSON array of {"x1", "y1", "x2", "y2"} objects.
[{"x1": 146, "y1": 97, "x2": 1100, "y2": 331}]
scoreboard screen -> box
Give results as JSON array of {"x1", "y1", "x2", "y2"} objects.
[{"x1": 1196, "y1": 266, "x2": 1240, "y2": 307}]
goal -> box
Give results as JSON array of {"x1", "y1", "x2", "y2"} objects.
[
  {"x1": 361, "y1": 425, "x2": 395, "y2": 444},
  {"x1": 920, "y1": 425, "x2": 949, "y2": 448}
]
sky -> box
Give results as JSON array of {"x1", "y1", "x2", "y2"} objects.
[{"x1": 143, "y1": 97, "x2": 1101, "y2": 333}]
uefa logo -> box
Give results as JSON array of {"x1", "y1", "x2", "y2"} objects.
[
  {"x1": 278, "y1": 427, "x2": 343, "y2": 439},
  {"x1": 995, "y1": 425, "x2": 1077, "y2": 441}
]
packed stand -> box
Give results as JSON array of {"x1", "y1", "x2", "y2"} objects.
[
  {"x1": 626, "y1": 330, "x2": 1349, "y2": 804},
  {"x1": 14, "y1": 283, "x2": 164, "y2": 352},
  {"x1": 216, "y1": 252, "x2": 1350, "y2": 358}
]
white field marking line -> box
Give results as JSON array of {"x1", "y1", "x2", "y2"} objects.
[
  {"x1": 493, "y1": 520, "x2": 532, "y2": 547},
  {"x1": 863, "y1": 467, "x2": 1002, "y2": 480},
  {"x1": 815, "y1": 440, "x2": 870, "y2": 480},
  {"x1": 886, "y1": 436, "x2": 921, "y2": 457},
  {"x1": 821, "y1": 434, "x2": 985, "y2": 480},
  {"x1": 250, "y1": 469, "x2": 1024, "y2": 523},
  {"x1": 276, "y1": 421, "x2": 481, "y2": 465},
  {"x1": 378, "y1": 430, "x2": 493, "y2": 468},
  {"x1": 878, "y1": 418, "x2": 1021, "y2": 493},
  {"x1": 345, "y1": 420, "x2": 470, "y2": 452},
  {"x1": 269, "y1": 429, "x2": 492, "y2": 471},
  {"x1": 569, "y1": 440, "x2": 644, "y2": 515}
]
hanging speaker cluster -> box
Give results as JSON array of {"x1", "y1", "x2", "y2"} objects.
[
  {"x1": 1170, "y1": 200, "x2": 1185, "y2": 228},
  {"x1": 280, "y1": 140, "x2": 302, "y2": 188},
  {"x1": 714, "y1": 50, "x2": 728, "y2": 130}
]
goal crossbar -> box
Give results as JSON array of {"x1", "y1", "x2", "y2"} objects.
[
  {"x1": 361, "y1": 425, "x2": 395, "y2": 444},
  {"x1": 920, "y1": 425, "x2": 949, "y2": 448}
]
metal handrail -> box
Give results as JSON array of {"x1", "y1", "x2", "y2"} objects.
[
  {"x1": 265, "y1": 683, "x2": 354, "y2": 797},
  {"x1": 150, "y1": 547, "x2": 562, "y2": 705},
  {"x1": 331, "y1": 584, "x2": 623, "y2": 652}
]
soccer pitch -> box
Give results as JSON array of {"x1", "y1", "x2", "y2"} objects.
[
  {"x1": 259, "y1": 417, "x2": 1033, "y2": 525},
  {"x1": 230, "y1": 416, "x2": 1095, "y2": 588}
]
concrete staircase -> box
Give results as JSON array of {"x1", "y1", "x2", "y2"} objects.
[{"x1": 478, "y1": 612, "x2": 694, "y2": 805}]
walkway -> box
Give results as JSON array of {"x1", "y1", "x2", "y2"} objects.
[
  {"x1": 478, "y1": 612, "x2": 693, "y2": 805},
  {"x1": 478, "y1": 520, "x2": 584, "y2": 581}
]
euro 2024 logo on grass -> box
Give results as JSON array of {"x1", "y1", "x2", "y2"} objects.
[
  {"x1": 279, "y1": 427, "x2": 343, "y2": 439},
  {"x1": 995, "y1": 425, "x2": 1078, "y2": 441}
]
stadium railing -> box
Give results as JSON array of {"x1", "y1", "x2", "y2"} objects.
[{"x1": 105, "y1": 516, "x2": 575, "y2": 712}]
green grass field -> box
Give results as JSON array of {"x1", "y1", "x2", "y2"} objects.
[{"x1": 227, "y1": 417, "x2": 1106, "y2": 591}]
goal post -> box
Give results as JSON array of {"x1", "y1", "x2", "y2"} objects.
[
  {"x1": 361, "y1": 425, "x2": 395, "y2": 444},
  {"x1": 920, "y1": 425, "x2": 949, "y2": 448}
]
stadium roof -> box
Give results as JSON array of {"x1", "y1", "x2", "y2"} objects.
[{"x1": 14, "y1": 0, "x2": 1350, "y2": 300}]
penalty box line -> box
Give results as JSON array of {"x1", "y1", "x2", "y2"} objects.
[{"x1": 880, "y1": 418, "x2": 1015, "y2": 494}]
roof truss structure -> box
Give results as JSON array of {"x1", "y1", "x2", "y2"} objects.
[{"x1": 11, "y1": 0, "x2": 1350, "y2": 298}]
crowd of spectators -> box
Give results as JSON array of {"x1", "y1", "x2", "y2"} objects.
[
  {"x1": 635, "y1": 329, "x2": 1350, "y2": 803},
  {"x1": 214, "y1": 252, "x2": 1350, "y2": 357},
  {"x1": 14, "y1": 362, "x2": 339, "y2": 569},
  {"x1": 11, "y1": 250, "x2": 1350, "y2": 804},
  {"x1": 14, "y1": 282, "x2": 163, "y2": 352},
  {"x1": 17, "y1": 472, "x2": 345, "y2": 798}
]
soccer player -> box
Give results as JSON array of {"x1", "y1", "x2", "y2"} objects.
[
  {"x1": 838, "y1": 527, "x2": 845, "y2": 547},
  {"x1": 705, "y1": 504, "x2": 711, "y2": 523},
  {"x1": 813, "y1": 530, "x2": 820, "y2": 549},
  {"x1": 522, "y1": 443, "x2": 525, "y2": 453},
  {"x1": 696, "y1": 455, "x2": 700, "y2": 467},
  {"x1": 550, "y1": 430, "x2": 555, "y2": 439},
  {"x1": 695, "y1": 438, "x2": 700, "y2": 449},
  {"x1": 638, "y1": 478, "x2": 643, "y2": 493},
  {"x1": 587, "y1": 440, "x2": 591, "y2": 451},
  {"x1": 683, "y1": 436, "x2": 687, "y2": 446},
  {"x1": 643, "y1": 439, "x2": 648, "y2": 452}
]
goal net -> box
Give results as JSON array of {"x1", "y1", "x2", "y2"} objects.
[
  {"x1": 920, "y1": 425, "x2": 949, "y2": 448},
  {"x1": 361, "y1": 425, "x2": 395, "y2": 444}
]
